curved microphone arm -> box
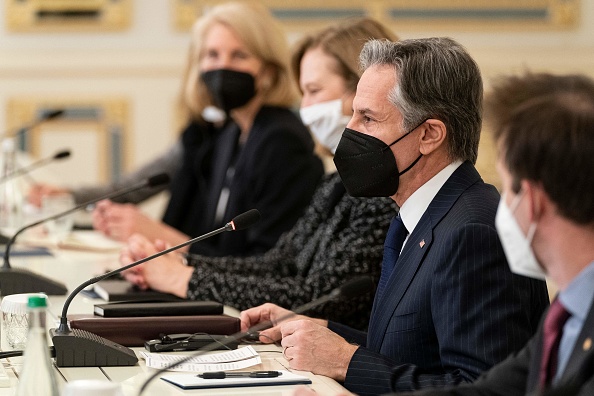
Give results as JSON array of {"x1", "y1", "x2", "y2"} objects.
[
  {"x1": 56, "y1": 208, "x2": 260, "y2": 332},
  {"x1": 3, "y1": 205, "x2": 82, "y2": 270},
  {"x1": 137, "y1": 276, "x2": 373, "y2": 395},
  {"x1": 0, "y1": 150, "x2": 70, "y2": 184},
  {"x1": 56, "y1": 224, "x2": 234, "y2": 333},
  {"x1": 3, "y1": 176, "x2": 168, "y2": 270}
]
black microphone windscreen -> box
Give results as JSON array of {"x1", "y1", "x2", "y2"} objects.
[
  {"x1": 338, "y1": 276, "x2": 374, "y2": 299},
  {"x1": 147, "y1": 173, "x2": 170, "y2": 187},
  {"x1": 230, "y1": 209, "x2": 261, "y2": 231},
  {"x1": 42, "y1": 109, "x2": 65, "y2": 121},
  {"x1": 54, "y1": 150, "x2": 71, "y2": 160}
]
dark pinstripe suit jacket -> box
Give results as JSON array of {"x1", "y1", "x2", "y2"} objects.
[
  {"x1": 328, "y1": 161, "x2": 549, "y2": 396},
  {"x1": 397, "y1": 298, "x2": 594, "y2": 396}
]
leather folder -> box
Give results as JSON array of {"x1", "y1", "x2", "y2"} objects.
[{"x1": 69, "y1": 314, "x2": 240, "y2": 347}]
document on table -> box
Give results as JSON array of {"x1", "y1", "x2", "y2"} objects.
[
  {"x1": 161, "y1": 370, "x2": 311, "y2": 390},
  {"x1": 140, "y1": 345, "x2": 261, "y2": 372}
]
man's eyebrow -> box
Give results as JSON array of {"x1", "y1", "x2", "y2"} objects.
[{"x1": 356, "y1": 107, "x2": 378, "y2": 116}]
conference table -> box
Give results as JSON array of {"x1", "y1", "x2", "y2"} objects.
[{"x1": 2, "y1": 231, "x2": 351, "y2": 395}]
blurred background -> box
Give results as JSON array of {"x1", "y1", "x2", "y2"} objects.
[{"x1": 0, "y1": 0, "x2": 592, "y2": 216}]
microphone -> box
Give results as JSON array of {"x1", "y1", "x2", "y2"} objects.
[
  {"x1": 50, "y1": 209, "x2": 261, "y2": 367},
  {"x1": 0, "y1": 173, "x2": 171, "y2": 296},
  {"x1": 1, "y1": 109, "x2": 65, "y2": 139},
  {"x1": 0, "y1": 149, "x2": 71, "y2": 184},
  {"x1": 137, "y1": 275, "x2": 373, "y2": 395}
]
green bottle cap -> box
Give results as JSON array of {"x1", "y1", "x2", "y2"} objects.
[{"x1": 27, "y1": 295, "x2": 47, "y2": 308}]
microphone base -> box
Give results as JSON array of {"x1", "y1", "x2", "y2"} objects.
[
  {"x1": 0, "y1": 267, "x2": 67, "y2": 295},
  {"x1": 50, "y1": 328, "x2": 138, "y2": 367}
]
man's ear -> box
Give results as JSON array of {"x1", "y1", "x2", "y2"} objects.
[
  {"x1": 419, "y1": 119, "x2": 447, "y2": 155},
  {"x1": 521, "y1": 180, "x2": 547, "y2": 224}
]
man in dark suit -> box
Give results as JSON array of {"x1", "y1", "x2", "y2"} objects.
[
  {"x1": 240, "y1": 38, "x2": 549, "y2": 396},
  {"x1": 388, "y1": 73, "x2": 594, "y2": 396}
]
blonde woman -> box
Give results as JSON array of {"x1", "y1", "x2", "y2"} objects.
[
  {"x1": 91, "y1": 2, "x2": 323, "y2": 256},
  {"x1": 121, "y1": 18, "x2": 398, "y2": 330}
]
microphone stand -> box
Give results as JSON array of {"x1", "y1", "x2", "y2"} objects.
[
  {"x1": 50, "y1": 209, "x2": 260, "y2": 367},
  {"x1": 0, "y1": 174, "x2": 169, "y2": 295},
  {"x1": 137, "y1": 276, "x2": 373, "y2": 395},
  {"x1": 1, "y1": 109, "x2": 64, "y2": 140},
  {"x1": 0, "y1": 149, "x2": 71, "y2": 185},
  {"x1": 55, "y1": 224, "x2": 233, "y2": 334}
]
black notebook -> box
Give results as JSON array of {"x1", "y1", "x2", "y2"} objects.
[
  {"x1": 93, "y1": 279, "x2": 182, "y2": 302},
  {"x1": 94, "y1": 300, "x2": 223, "y2": 317}
]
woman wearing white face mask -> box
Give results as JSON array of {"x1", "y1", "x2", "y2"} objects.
[
  {"x1": 120, "y1": 18, "x2": 399, "y2": 330},
  {"x1": 294, "y1": 20, "x2": 394, "y2": 162}
]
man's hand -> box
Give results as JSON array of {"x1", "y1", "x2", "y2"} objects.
[
  {"x1": 240, "y1": 303, "x2": 326, "y2": 343},
  {"x1": 280, "y1": 320, "x2": 359, "y2": 382}
]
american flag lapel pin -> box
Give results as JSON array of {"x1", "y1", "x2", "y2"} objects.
[{"x1": 419, "y1": 240, "x2": 425, "y2": 248}]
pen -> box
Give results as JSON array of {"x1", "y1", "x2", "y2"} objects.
[{"x1": 199, "y1": 370, "x2": 282, "y2": 379}]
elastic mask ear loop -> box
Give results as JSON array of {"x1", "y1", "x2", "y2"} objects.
[
  {"x1": 387, "y1": 119, "x2": 427, "y2": 175},
  {"x1": 509, "y1": 189, "x2": 526, "y2": 213},
  {"x1": 386, "y1": 118, "x2": 429, "y2": 148},
  {"x1": 526, "y1": 222, "x2": 537, "y2": 244},
  {"x1": 510, "y1": 189, "x2": 537, "y2": 244},
  {"x1": 398, "y1": 154, "x2": 423, "y2": 176}
]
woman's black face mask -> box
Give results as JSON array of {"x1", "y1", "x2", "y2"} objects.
[{"x1": 201, "y1": 69, "x2": 256, "y2": 112}]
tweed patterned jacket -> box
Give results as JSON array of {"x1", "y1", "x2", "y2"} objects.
[{"x1": 185, "y1": 173, "x2": 397, "y2": 330}]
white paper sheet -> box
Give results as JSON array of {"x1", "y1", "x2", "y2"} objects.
[
  {"x1": 161, "y1": 370, "x2": 311, "y2": 389},
  {"x1": 140, "y1": 345, "x2": 262, "y2": 372}
]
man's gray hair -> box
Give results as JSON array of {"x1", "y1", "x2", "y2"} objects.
[{"x1": 360, "y1": 37, "x2": 483, "y2": 163}]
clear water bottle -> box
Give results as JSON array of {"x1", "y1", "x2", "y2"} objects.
[
  {"x1": 15, "y1": 295, "x2": 59, "y2": 396},
  {"x1": 0, "y1": 137, "x2": 24, "y2": 231}
]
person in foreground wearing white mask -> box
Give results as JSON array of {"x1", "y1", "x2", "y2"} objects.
[
  {"x1": 120, "y1": 18, "x2": 398, "y2": 329},
  {"x1": 385, "y1": 73, "x2": 594, "y2": 396}
]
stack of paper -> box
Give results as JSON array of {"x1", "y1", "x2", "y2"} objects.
[{"x1": 139, "y1": 345, "x2": 261, "y2": 372}]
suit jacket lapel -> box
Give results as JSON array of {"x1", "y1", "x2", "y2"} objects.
[
  {"x1": 526, "y1": 299, "x2": 594, "y2": 393},
  {"x1": 526, "y1": 324, "x2": 545, "y2": 392},
  {"x1": 368, "y1": 162, "x2": 481, "y2": 351},
  {"x1": 556, "y1": 303, "x2": 594, "y2": 387}
]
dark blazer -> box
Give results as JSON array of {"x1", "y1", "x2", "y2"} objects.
[
  {"x1": 398, "y1": 299, "x2": 594, "y2": 396},
  {"x1": 162, "y1": 106, "x2": 323, "y2": 257},
  {"x1": 328, "y1": 162, "x2": 549, "y2": 396}
]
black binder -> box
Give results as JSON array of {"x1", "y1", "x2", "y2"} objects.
[
  {"x1": 94, "y1": 300, "x2": 223, "y2": 317},
  {"x1": 92, "y1": 279, "x2": 181, "y2": 302}
]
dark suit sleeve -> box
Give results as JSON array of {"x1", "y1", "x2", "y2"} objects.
[
  {"x1": 345, "y1": 223, "x2": 544, "y2": 395},
  {"x1": 328, "y1": 321, "x2": 368, "y2": 346},
  {"x1": 394, "y1": 337, "x2": 535, "y2": 396}
]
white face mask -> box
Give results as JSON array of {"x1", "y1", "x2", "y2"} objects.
[
  {"x1": 299, "y1": 99, "x2": 351, "y2": 154},
  {"x1": 201, "y1": 105, "x2": 226, "y2": 123},
  {"x1": 495, "y1": 192, "x2": 546, "y2": 280}
]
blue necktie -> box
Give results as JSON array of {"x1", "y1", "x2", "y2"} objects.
[{"x1": 376, "y1": 215, "x2": 408, "y2": 300}]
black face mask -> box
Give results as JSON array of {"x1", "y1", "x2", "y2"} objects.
[
  {"x1": 333, "y1": 122, "x2": 424, "y2": 197},
  {"x1": 201, "y1": 69, "x2": 256, "y2": 113}
]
